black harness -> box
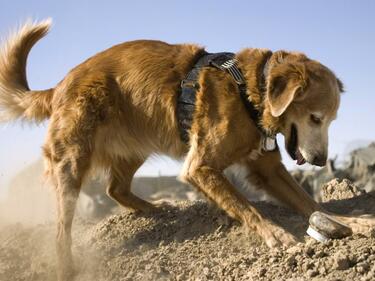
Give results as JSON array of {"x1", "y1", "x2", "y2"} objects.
[{"x1": 177, "y1": 52, "x2": 277, "y2": 151}]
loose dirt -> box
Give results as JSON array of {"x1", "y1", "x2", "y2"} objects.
[{"x1": 1, "y1": 179, "x2": 375, "y2": 281}]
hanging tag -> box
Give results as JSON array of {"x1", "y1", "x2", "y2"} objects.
[{"x1": 262, "y1": 136, "x2": 276, "y2": 151}]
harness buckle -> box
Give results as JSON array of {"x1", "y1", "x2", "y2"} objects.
[{"x1": 210, "y1": 58, "x2": 246, "y2": 85}]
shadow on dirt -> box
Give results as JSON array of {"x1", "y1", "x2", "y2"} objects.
[{"x1": 95, "y1": 190, "x2": 375, "y2": 254}]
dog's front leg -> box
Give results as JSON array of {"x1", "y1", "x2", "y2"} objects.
[
  {"x1": 245, "y1": 150, "x2": 323, "y2": 217},
  {"x1": 181, "y1": 158, "x2": 297, "y2": 248},
  {"x1": 275, "y1": 168, "x2": 375, "y2": 234},
  {"x1": 246, "y1": 150, "x2": 375, "y2": 234}
]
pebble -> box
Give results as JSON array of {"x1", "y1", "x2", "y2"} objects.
[
  {"x1": 356, "y1": 262, "x2": 370, "y2": 274},
  {"x1": 318, "y1": 266, "x2": 327, "y2": 275},
  {"x1": 258, "y1": 268, "x2": 267, "y2": 277},
  {"x1": 286, "y1": 245, "x2": 303, "y2": 255},
  {"x1": 302, "y1": 262, "x2": 314, "y2": 271},
  {"x1": 304, "y1": 246, "x2": 315, "y2": 257},
  {"x1": 306, "y1": 269, "x2": 319, "y2": 277},
  {"x1": 314, "y1": 250, "x2": 326, "y2": 258},
  {"x1": 286, "y1": 256, "x2": 297, "y2": 267},
  {"x1": 333, "y1": 253, "x2": 350, "y2": 270}
]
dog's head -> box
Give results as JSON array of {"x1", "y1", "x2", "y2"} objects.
[{"x1": 266, "y1": 52, "x2": 343, "y2": 166}]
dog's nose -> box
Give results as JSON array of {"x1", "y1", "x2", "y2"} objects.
[{"x1": 312, "y1": 154, "x2": 327, "y2": 167}]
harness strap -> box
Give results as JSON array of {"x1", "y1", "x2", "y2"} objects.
[{"x1": 177, "y1": 52, "x2": 277, "y2": 151}]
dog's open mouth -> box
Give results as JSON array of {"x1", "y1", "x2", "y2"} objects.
[{"x1": 287, "y1": 124, "x2": 306, "y2": 165}]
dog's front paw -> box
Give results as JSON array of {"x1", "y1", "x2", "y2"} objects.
[{"x1": 257, "y1": 221, "x2": 298, "y2": 248}]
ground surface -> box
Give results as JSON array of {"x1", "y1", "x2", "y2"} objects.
[{"x1": 1, "y1": 179, "x2": 375, "y2": 281}]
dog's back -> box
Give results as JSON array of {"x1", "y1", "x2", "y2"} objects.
[{"x1": 0, "y1": 21, "x2": 205, "y2": 160}]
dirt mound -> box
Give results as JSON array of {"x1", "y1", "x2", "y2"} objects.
[
  {"x1": 320, "y1": 179, "x2": 365, "y2": 203},
  {"x1": 1, "y1": 178, "x2": 375, "y2": 281},
  {"x1": 84, "y1": 200, "x2": 375, "y2": 281}
]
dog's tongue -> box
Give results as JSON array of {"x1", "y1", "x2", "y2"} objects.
[{"x1": 296, "y1": 149, "x2": 306, "y2": 165}]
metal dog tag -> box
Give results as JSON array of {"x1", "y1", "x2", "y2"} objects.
[{"x1": 262, "y1": 136, "x2": 276, "y2": 151}]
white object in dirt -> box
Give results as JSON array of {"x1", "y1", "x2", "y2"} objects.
[
  {"x1": 306, "y1": 225, "x2": 329, "y2": 243},
  {"x1": 307, "y1": 211, "x2": 352, "y2": 243}
]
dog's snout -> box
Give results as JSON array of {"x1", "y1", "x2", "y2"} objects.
[{"x1": 312, "y1": 154, "x2": 327, "y2": 167}]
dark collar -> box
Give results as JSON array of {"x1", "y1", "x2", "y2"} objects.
[
  {"x1": 245, "y1": 52, "x2": 273, "y2": 135},
  {"x1": 234, "y1": 53, "x2": 277, "y2": 151}
]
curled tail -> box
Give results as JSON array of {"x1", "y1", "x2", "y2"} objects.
[{"x1": 0, "y1": 19, "x2": 54, "y2": 123}]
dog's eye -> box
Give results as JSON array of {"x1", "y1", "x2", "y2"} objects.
[{"x1": 310, "y1": 114, "x2": 322, "y2": 125}]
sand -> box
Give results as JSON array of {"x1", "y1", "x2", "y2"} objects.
[{"x1": 1, "y1": 179, "x2": 375, "y2": 281}]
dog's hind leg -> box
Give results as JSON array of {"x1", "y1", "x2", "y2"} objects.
[
  {"x1": 46, "y1": 75, "x2": 114, "y2": 280},
  {"x1": 55, "y1": 159, "x2": 88, "y2": 281},
  {"x1": 106, "y1": 157, "x2": 156, "y2": 212},
  {"x1": 45, "y1": 138, "x2": 92, "y2": 281}
]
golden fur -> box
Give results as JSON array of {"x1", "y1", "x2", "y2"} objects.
[{"x1": 1, "y1": 20, "x2": 374, "y2": 281}]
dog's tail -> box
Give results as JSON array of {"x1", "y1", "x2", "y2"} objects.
[{"x1": 0, "y1": 19, "x2": 54, "y2": 123}]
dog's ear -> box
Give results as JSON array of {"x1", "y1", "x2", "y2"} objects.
[
  {"x1": 267, "y1": 63, "x2": 307, "y2": 117},
  {"x1": 336, "y1": 78, "x2": 344, "y2": 93}
]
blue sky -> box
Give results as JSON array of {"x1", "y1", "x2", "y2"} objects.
[{"x1": 0, "y1": 0, "x2": 374, "y2": 195}]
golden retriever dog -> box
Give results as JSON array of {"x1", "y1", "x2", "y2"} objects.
[{"x1": 1, "y1": 19, "x2": 374, "y2": 280}]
